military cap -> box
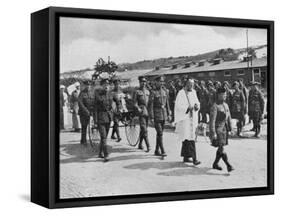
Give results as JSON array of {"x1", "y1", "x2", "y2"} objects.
[
  {"x1": 155, "y1": 75, "x2": 165, "y2": 82},
  {"x1": 217, "y1": 86, "x2": 227, "y2": 94},
  {"x1": 214, "y1": 81, "x2": 221, "y2": 85},
  {"x1": 60, "y1": 85, "x2": 65, "y2": 89},
  {"x1": 138, "y1": 76, "x2": 147, "y2": 82},
  {"x1": 199, "y1": 80, "x2": 205, "y2": 85},
  {"x1": 206, "y1": 80, "x2": 213, "y2": 86},
  {"x1": 100, "y1": 78, "x2": 110, "y2": 85},
  {"x1": 74, "y1": 82, "x2": 80, "y2": 87},
  {"x1": 232, "y1": 81, "x2": 239, "y2": 87},
  {"x1": 183, "y1": 77, "x2": 194, "y2": 85}
]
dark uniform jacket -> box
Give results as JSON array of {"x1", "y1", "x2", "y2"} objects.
[
  {"x1": 231, "y1": 89, "x2": 246, "y2": 114},
  {"x1": 70, "y1": 90, "x2": 80, "y2": 113},
  {"x1": 94, "y1": 89, "x2": 113, "y2": 124},
  {"x1": 225, "y1": 88, "x2": 233, "y2": 108},
  {"x1": 133, "y1": 88, "x2": 150, "y2": 117},
  {"x1": 168, "y1": 85, "x2": 177, "y2": 104},
  {"x1": 197, "y1": 86, "x2": 209, "y2": 113},
  {"x1": 248, "y1": 89, "x2": 265, "y2": 115},
  {"x1": 149, "y1": 87, "x2": 171, "y2": 121},
  {"x1": 207, "y1": 87, "x2": 217, "y2": 110},
  {"x1": 78, "y1": 90, "x2": 95, "y2": 117}
]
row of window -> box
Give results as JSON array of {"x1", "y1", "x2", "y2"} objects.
[
  {"x1": 196, "y1": 68, "x2": 261, "y2": 77},
  {"x1": 168, "y1": 68, "x2": 262, "y2": 80}
]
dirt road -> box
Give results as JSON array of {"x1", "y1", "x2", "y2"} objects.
[{"x1": 60, "y1": 122, "x2": 267, "y2": 199}]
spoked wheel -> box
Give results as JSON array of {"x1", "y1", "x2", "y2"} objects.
[
  {"x1": 88, "y1": 118, "x2": 100, "y2": 151},
  {"x1": 124, "y1": 115, "x2": 140, "y2": 146}
]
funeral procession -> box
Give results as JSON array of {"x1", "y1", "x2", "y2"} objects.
[{"x1": 59, "y1": 19, "x2": 268, "y2": 198}]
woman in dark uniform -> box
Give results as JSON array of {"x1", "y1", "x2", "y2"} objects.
[{"x1": 209, "y1": 87, "x2": 234, "y2": 172}]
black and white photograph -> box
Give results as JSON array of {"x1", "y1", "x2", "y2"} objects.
[{"x1": 58, "y1": 16, "x2": 270, "y2": 199}]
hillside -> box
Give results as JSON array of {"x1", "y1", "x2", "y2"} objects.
[
  {"x1": 117, "y1": 44, "x2": 267, "y2": 71},
  {"x1": 60, "y1": 44, "x2": 267, "y2": 80}
]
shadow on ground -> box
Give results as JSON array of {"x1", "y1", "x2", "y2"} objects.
[
  {"x1": 124, "y1": 161, "x2": 229, "y2": 176},
  {"x1": 60, "y1": 143, "x2": 144, "y2": 164},
  {"x1": 157, "y1": 167, "x2": 229, "y2": 177},
  {"x1": 124, "y1": 161, "x2": 187, "y2": 170}
]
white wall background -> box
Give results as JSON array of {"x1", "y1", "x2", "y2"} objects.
[{"x1": 0, "y1": 0, "x2": 279, "y2": 214}]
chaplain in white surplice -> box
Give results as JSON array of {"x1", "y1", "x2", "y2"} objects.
[{"x1": 174, "y1": 78, "x2": 201, "y2": 165}]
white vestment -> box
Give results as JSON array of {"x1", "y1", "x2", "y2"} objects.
[{"x1": 174, "y1": 89, "x2": 200, "y2": 141}]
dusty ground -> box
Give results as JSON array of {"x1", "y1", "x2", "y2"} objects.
[{"x1": 60, "y1": 120, "x2": 267, "y2": 199}]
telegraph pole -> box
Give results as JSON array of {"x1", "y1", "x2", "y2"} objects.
[{"x1": 246, "y1": 29, "x2": 253, "y2": 81}]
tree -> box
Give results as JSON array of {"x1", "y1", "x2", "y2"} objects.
[
  {"x1": 214, "y1": 48, "x2": 238, "y2": 61},
  {"x1": 247, "y1": 48, "x2": 257, "y2": 58},
  {"x1": 92, "y1": 57, "x2": 118, "y2": 80}
]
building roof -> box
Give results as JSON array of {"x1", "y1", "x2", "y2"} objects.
[
  {"x1": 144, "y1": 57, "x2": 267, "y2": 77},
  {"x1": 116, "y1": 69, "x2": 151, "y2": 86}
]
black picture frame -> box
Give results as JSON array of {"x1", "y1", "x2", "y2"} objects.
[{"x1": 31, "y1": 6, "x2": 274, "y2": 209}]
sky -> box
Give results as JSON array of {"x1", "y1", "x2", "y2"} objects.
[{"x1": 60, "y1": 17, "x2": 267, "y2": 73}]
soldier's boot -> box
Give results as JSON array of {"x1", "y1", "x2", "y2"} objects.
[
  {"x1": 237, "y1": 126, "x2": 241, "y2": 137},
  {"x1": 138, "y1": 136, "x2": 144, "y2": 150},
  {"x1": 222, "y1": 153, "x2": 234, "y2": 172},
  {"x1": 144, "y1": 136, "x2": 150, "y2": 153},
  {"x1": 237, "y1": 121, "x2": 243, "y2": 137},
  {"x1": 254, "y1": 125, "x2": 258, "y2": 137},
  {"x1": 250, "y1": 125, "x2": 255, "y2": 132},
  {"x1": 111, "y1": 131, "x2": 116, "y2": 139},
  {"x1": 158, "y1": 135, "x2": 167, "y2": 157},
  {"x1": 212, "y1": 151, "x2": 222, "y2": 171},
  {"x1": 256, "y1": 125, "x2": 261, "y2": 138},
  {"x1": 154, "y1": 138, "x2": 161, "y2": 156},
  {"x1": 115, "y1": 127, "x2": 121, "y2": 142},
  {"x1": 98, "y1": 142, "x2": 104, "y2": 158}
]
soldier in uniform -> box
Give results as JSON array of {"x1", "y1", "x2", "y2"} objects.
[
  {"x1": 149, "y1": 76, "x2": 172, "y2": 157},
  {"x1": 231, "y1": 81, "x2": 246, "y2": 137},
  {"x1": 94, "y1": 79, "x2": 113, "y2": 162},
  {"x1": 209, "y1": 86, "x2": 234, "y2": 172},
  {"x1": 248, "y1": 81, "x2": 265, "y2": 138},
  {"x1": 175, "y1": 78, "x2": 183, "y2": 94},
  {"x1": 133, "y1": 76, "x2": 151, "y2": 152},
  {"x1": 206, "y1": 80, "x2": 217, "y2": 113},
  {"x1": 222, "y1": 81, "x2": 232, "y2": 108},
  {"x1": 167, "y1": 80, "x2": 177, "y2": 122},
  {"x1": 214, "y1": 81, "x2": 222, "y2": 90},
  {"x1": 238, "y1": 79, "x2": 249, "y2": 125},
  {"x1": 111, "y1": 78, "x2": 128, "y2": 142},
  {"x1": 197, "y1": 80, "x2": 209, "y2": 124},
  {"x1": 78, "y1": 81, "x2": 95, "y2": 145}
]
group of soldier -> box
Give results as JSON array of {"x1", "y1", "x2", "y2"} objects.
[
  {"x1": 164, "y1": 77, "x2": 265, "y2": 138},
  {"x1": 60, "y1": 74, "x2": 266, "y2": 166}
]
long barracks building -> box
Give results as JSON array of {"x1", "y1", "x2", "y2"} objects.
[{"x1": 143, "y1": 57, "x2": 267, "y2": 88}]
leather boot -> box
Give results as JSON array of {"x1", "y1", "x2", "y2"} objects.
[
  {"x1": 138, "y1": 136, "x2": 144, "y2": 150},
  {"x1": 212, "y1": 151, "x2": 222, "y2": 170},
  {"x1": 256, "y1": 125, "x2": 261, "y2": 138},
  {"x1": 144, "y1": 136, "x2": 150, "y2": 152},
  {"x1": 222, "y1": 153, "x2": 234, "y2": 172}
]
